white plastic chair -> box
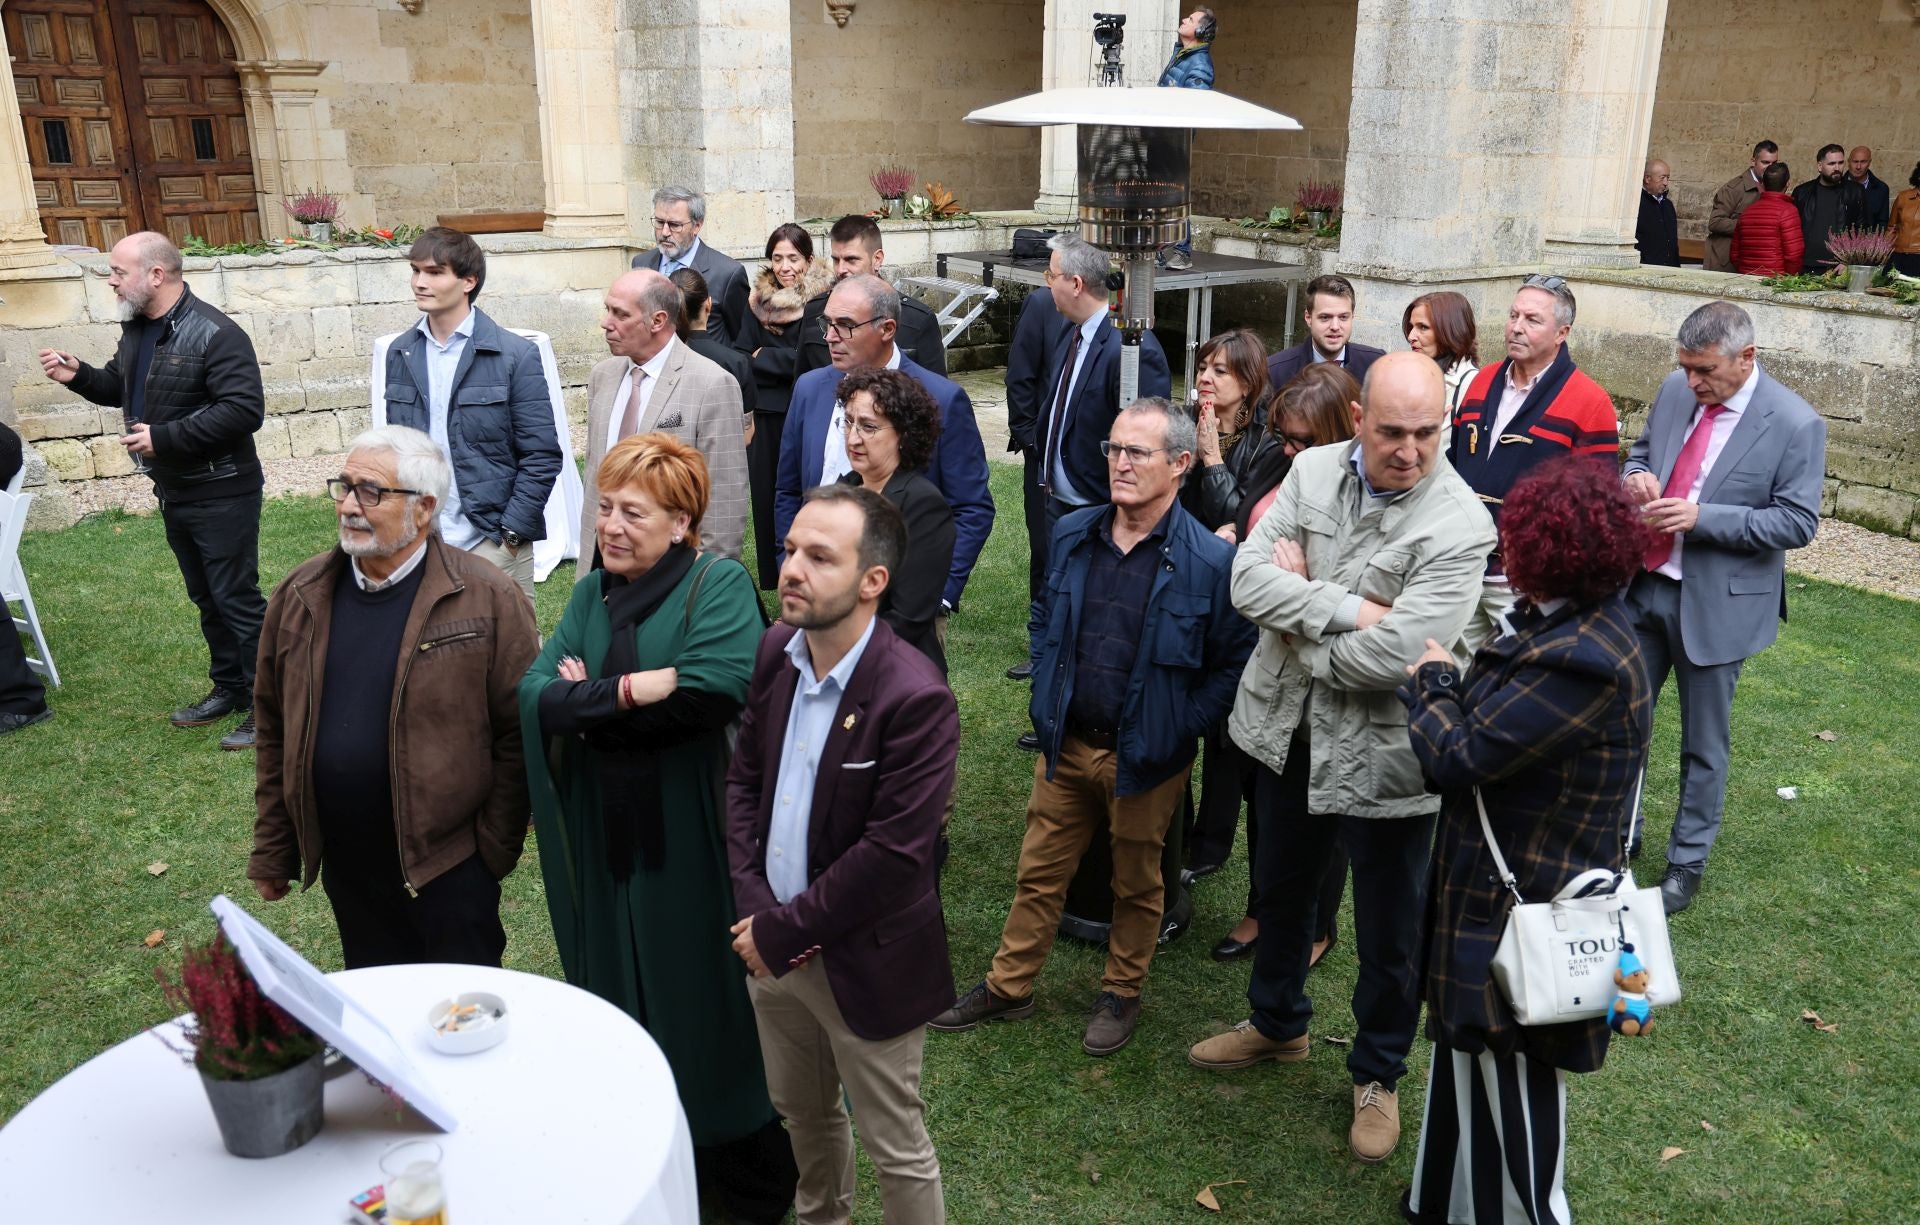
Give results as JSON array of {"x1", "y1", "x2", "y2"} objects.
[
  {"x1": 0, "y1": 489, "x2": 60, "y2": 687},
  {"x1": 3, "y1": 464, "x2": 22, "y2": 495},
  {"x1": 369, "y1": 329, "x2": 584, "y2": 582}
]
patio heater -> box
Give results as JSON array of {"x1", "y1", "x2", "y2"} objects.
[
  {"x1": 965, "y1": 86, "x2": 1300, "y2": 410},
  {"x1": 964, "y1": 86, "x2": 1299, "y2": 946}
]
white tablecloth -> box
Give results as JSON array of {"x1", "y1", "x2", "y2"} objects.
[{"x1": 0, "y1": 965, "x2": 697, "y2": 1223}]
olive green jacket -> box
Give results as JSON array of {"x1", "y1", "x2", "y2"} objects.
[{"x1": 1226, "y1": 440, "x2": 1495, "y2": 818}]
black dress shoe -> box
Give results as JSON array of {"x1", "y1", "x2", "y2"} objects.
[
  {"x1": 1183, "y1": 860, "x2": 1224, "y2": 883},
  {"x1": 1210, "y1": 931, "x2": 1258, "y2": 961},
  {"x1": 1005, "y1": 660, "x2": 1033, "y2": 680},
  {"x1": 171, "y1": 687, "x2": 247, "y2": 727},
  {"x1": 1016, "y1": 731, "x2": 1041, "y2": 752},
  {"x1": 1659, "y1": 865, "x2": 1702, "y2": 914},
  {"x1": 0, "y1": 708, "x2": 52, "y2": 736},
  {"x1": 219, "y1": 711, "x2": 257, "y2": 752}
]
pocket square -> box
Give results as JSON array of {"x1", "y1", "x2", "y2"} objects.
[
  {"x1": 840, "y1": 760, "x2": 877, "y2": 770},
  {"x1": 656, "y1": 410, "x2": 684, "y2": 429}
]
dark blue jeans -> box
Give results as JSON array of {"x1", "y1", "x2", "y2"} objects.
[{"x1": 1246, "y1": 735, "x2": 1434, "y2": 1090}]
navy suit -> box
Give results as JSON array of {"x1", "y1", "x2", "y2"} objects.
[
  {"x1": 776, "y1": 356, "x2": 994, "y2": 609},
  {"x1": 1038, "y1": 318, "x2": 1173, "y2": 506},
  {"x1": 1005, "y1": 291, "x2": 1063, "y2": 604},
  {"x1": 1265, "y1": 339, "x2": 1384, "y2": 395}
]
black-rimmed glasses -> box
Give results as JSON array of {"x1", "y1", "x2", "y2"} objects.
[
  {"x1": 1099, "y1": 441, "x2": 1172, "y2": 464},
  {"x1": 818, "y1": 315, "x2": 881, "y2": 339},
  {"x1": 327, "y1": 478, "x2": 421, "y2": 507}
]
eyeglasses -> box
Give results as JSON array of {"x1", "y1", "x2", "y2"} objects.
[
  {"x1": 327, "y1": 478, "x2": 421, "y2": 507},
  {"x1": 1099, "y1": 441, "x2": 1173, "y2": 464},
  {"x1": 819, "y1": 315, "x2": 881, "y2": 339},
  {"x1": 841, "y1": 415, "x2": 892, "y2": 438},
  {"x1": 1521, "y1": 274, "x2": 1568, "y2": 292},
  {"x1": 652, "y1": 217, "x2": 692, "y2": 232},
  {"x1": 1277, "y1": 431, "x2": 1318, "y2": 450}
]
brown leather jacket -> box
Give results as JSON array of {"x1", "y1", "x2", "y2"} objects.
[
  {"x1": 248, "y1": 536, "x2": 539, "y2": 893},
  {"x1": 1892, "y1": 188, "x2": 1920, "y2": 255}
]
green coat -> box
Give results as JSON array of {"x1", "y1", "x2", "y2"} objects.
[{"x1": 518, "y1": 554, "x2": 771, "y2": 1146}]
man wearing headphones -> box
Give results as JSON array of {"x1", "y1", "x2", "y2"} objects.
[{"x1": 1157, "y1": 9, "x2": 1216, "y2": 270}]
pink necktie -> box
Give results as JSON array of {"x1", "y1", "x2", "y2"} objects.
[
  {"x1": 1643, "y1": 404, "x2": 1728, "y2": 572},
  {"x1": 618, "y1": 366, "x2": 647, "y2": 438}
]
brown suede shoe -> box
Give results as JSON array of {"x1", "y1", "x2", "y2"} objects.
[
  {"x1": 1350, "y1": 1081, "x2": 1400, "y2": 1163},
  {"x1": 1186, "y1": 1020, "x2": 1310, "y2": 1070},
  {"x1": 927, "y1": 979, "x2": 1034, "y2": 1032},
  {"x1": 1082, "y1": 991, "x2": 1142, "y2": 1056}
]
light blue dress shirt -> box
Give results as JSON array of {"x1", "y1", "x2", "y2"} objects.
[
  {"x1": 660, "y1": 236, "x2": 703, "y2": 278},
  {"x1": 766, "y1": 617, "x2": 877, "y2": 903},
  {"x1": 1047, "y1": 312, "x2": 1106, "y2": 507},
  {"x1": 416, "y1": 311, "x2": 480, "y2": 548}
]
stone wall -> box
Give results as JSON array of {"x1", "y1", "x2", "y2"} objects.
[
  {"x1": 788, "y1": 0, "x2": 1043, "y2": 220},
  {"x1": 278, "y1": 0, "x2": 545, "y2": 227},
  {"x1": 1648, "y1": 0, "x2": 1920, "y2": 241},
  {"x1": 1190, "y1": 0, "x2": 1358, "y2": 221}
]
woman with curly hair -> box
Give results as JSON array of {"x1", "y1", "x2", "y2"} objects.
[
  {"x1": 1397, "y1": 455, "x2": 1655, "y2": 1224},
  {"x1": 835, "y1": 367, "x2": 955, "y2": 674},
  {"x1": 744, "y1": 223, "x2": 832, "y2": 586}
]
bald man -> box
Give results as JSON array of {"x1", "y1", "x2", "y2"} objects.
[
  {"x1": 39, "y1": 231, "x2": 268, "y2": 750},
  {"x1": 1188, "y1": 352, "x2": 1495, "y2": 1165},
  {"x1": 1849, "y1": 145, "x2": 1891, "y2": 231},
  {"x1": 581, "y1": 267, "x2": 749, "y2": 560},
  {"x1": 1637, "y1": 158, "x2": 1681, "y2": 266}
]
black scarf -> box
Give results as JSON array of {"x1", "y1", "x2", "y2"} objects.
[{"x1": 595, "y1": 544, "x2": 697, "y2": 879}]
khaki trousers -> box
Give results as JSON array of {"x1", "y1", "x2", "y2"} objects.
[
  {"x1": 987, "y1": 736, "x2": 1192, "y2": 1000},
  {"x1": 746, "y1": 957, "x2": 944, "y2": 1225},
  {"x1": 466, "y1": 536, "x2": 535, "y2": 606}
]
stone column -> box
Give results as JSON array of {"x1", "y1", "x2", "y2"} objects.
[
  {"x1": 0, "y1": 28, "x2": 55, "y2": 269},
  {"x1": 233, "y1": 61, "x2": 366, "y2": 238},
  {"x1": 531, "y1": 0, "x2": 630, "y2": 239},
  {"x1": 616, "y1": 0, "x2": 795, "y2": 252},
  {"x1": 1540, "y1": 0, "x2": 1670, "y2": 267},
  {"x1": 1340, "y1": 0, "x2": 1666, "y2": 279},
  {"x1": 1035, "y1": 0, "x2": 1181, "y2": 215}
]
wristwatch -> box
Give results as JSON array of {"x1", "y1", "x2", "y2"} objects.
[{"x1": 501, "y1": 529, "x2": 526, "y2": 551}]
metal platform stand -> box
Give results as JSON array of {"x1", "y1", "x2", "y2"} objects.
[{"x1": 901, "y1": 274, "x2": 1000, "y2": 347}]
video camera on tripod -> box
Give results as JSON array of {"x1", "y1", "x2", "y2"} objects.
[{"x1": 1091, "y1": 12, "x2": 1126, "y2": 86}]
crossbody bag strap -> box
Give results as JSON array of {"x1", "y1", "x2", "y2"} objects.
[{"x1": 1473, "y1": 786, "x2": 1527, "y2": 904}]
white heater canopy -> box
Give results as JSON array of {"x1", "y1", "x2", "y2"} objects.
[{"x1": 964, "y1": 86, "x2": 1301, "y2": 130}]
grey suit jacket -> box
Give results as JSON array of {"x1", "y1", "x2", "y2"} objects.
[
  {"x1": 633, "y1": 241, "x2": 752, "y2": 354},
  {"x1": 581, "y1": 339, "x2": 749, "y2": 562},
  {"x1": 1624, "y1": 367, "x2": 1825, "y2": 666}
]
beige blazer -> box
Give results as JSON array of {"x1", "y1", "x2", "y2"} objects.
[{"x1": 580, "y1": 338, "x2": 749, "y2": 563}]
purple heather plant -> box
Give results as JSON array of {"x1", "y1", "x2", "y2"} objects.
[
  {"x1": 870, "y1": 167, "x2": 916, "y2": 199},
  {"x1": 1294, "y1": 179, "x2": 1343, "y2": 213},
  {"x1": 1825, "y1": 226, "x2": 1894, "y2": 267},
  {"x1": 282, "y1": 189, "x2": 341, "y2": 225}
]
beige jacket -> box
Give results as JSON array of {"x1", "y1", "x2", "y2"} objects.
[
  {"x1": 580, "y1": 336, "x2": 749, "y2": 560},
  {"x1": 1226, "y1": 440, "x2": 1495, "y2": 818},
  {"x1": 1705, "y1": 170, "x2": 1762, "y2": 271}
]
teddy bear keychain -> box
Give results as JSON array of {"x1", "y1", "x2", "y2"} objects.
[{"x1": 1609, "y1": 943, "x2": 1655, "y2": 1036}]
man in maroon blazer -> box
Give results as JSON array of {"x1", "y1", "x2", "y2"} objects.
[{"x1": 727, "y1": 483, "x2": 958, "y2": 1225}]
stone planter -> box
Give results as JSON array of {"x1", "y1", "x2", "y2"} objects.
[
  {"x1": 198, "y1": 1051, "x2": 326, "y2": 1158},
  {"x1": 304, "y1": 221, "x2": 333, "y2": 243},
  {"x1": 1846, "y1": 264, "x2": 1876, "y2": 294}
]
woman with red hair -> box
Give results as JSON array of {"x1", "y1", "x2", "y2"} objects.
[{"x1": 1396, "y1": 456, "x2": 1655, "y2": 1224}]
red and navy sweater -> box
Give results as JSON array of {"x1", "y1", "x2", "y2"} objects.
[{"x1": 1449, "y1": 346, "x2": 1619, "y2": 520}]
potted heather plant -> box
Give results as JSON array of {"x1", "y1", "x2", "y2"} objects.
[
  {"x1": 1826, "y1": 225, "x2": 1894, "y2": 293},
  {"x1": 870, "y1": 166, "x2": 914, "y2": 217},
  {"x1": 282, "y1": 188, "x2": 341, "y2": 242},
  {"x1": 1296, "y1": 179, "x2": 1342, "y2": 231},
  {"x1": 154, "y1": 930, "x2": 328, "y2": 1158}
]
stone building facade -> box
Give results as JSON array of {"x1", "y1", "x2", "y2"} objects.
[{"x1": 2, "y1": 0, "x2": 1918, "y2": 539}]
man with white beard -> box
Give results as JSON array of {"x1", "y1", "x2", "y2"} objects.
[
  {"x1": 38, "y1": 231, "x2": 269, "y2": 749},
  {"x1": 247, "y1": 426, "x2": 538, "y2": 969}
]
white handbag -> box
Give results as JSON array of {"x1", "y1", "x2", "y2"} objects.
[{"x1": 1476, "y1": 787, "x2": 1680, "y2": 1026}]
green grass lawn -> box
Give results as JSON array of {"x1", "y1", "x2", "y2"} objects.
[{"x1": 3, "y1": 465, "x2": 1916, "y2": 1222}]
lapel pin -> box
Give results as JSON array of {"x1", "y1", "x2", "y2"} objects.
[{"x1": 843, "y1": 713, "x2": 857, "y2": 731}]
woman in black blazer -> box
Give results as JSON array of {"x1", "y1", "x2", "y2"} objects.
[
  {"x1": 835, "y1": 368, "x2": 955, "y2": 675},
  {"x1": 744, "y1": 224, "x2": 831, "y2": 587}
]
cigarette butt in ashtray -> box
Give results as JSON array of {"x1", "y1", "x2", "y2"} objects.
[{"x1": 1776, "y1": 786, "x2": 1798, "y2": 800}]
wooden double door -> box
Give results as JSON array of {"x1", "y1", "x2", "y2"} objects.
[{"x1": 7, "y1": 0, "x2": 261, "y2": 250}]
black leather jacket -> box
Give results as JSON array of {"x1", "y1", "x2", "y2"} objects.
[{"x1": 71, "y1": 283, "x2": 265, "y2": 501}]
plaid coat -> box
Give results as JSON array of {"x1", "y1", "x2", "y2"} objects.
[{"x1": 1398, "y1": 594, "x2": 1652, "y2": 1073}]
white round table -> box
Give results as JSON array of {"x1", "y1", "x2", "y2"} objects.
[{"x1": 0, "y1": 965, "x2": 698, "y2": 1223}]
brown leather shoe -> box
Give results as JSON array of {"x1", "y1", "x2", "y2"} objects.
[
  {"x1": 1187, "y1": 1020, "x2": 1309, "y2": 1070},
  {"x1": 927, "y1": 979, "x2": 1034, "y2": 1032},
  {"x1": 1350, "y1": 1081, "x2": 1400, "y2": 1163},
  {"x1": 1082, "y1": 991, "x2": 1142, "y2": 1056}
]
